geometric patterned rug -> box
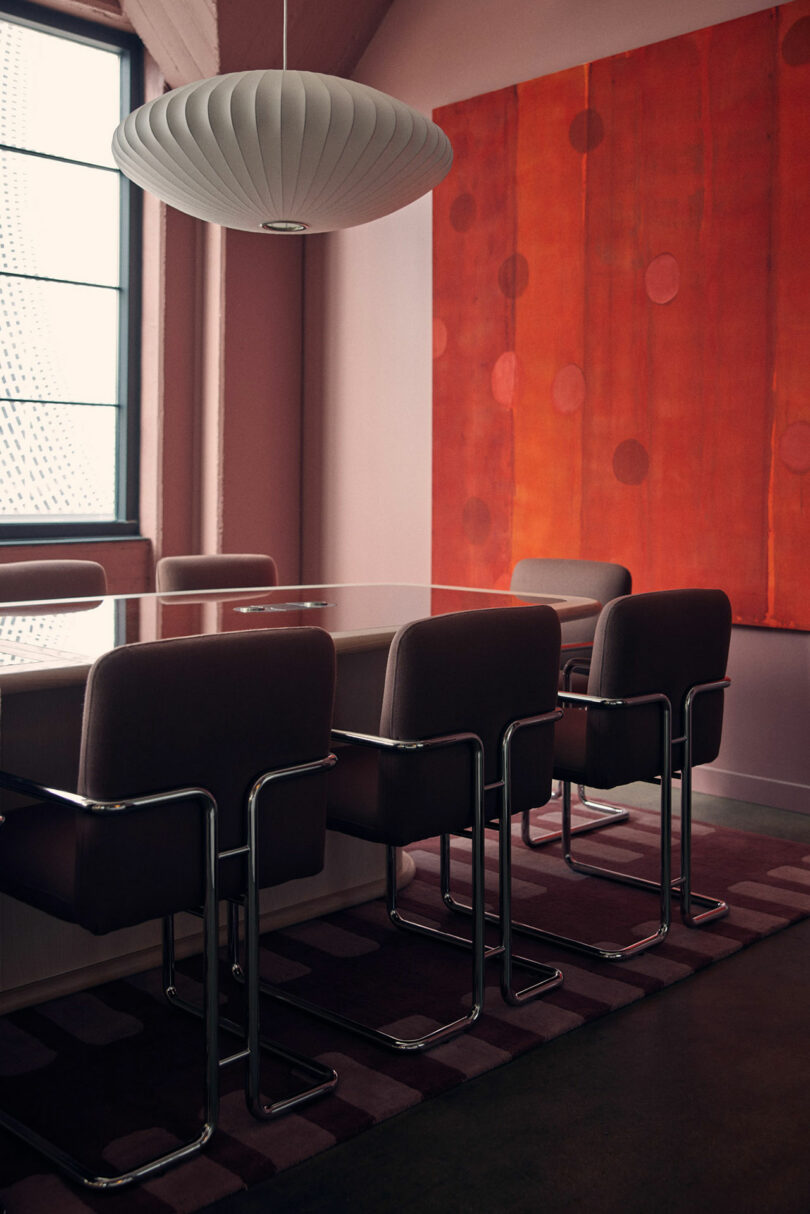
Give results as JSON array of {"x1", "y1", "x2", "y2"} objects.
[{"x1": 2, "y1": 802, "x2": 809, "y2": 1213}]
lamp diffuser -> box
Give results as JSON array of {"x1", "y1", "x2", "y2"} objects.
[{"x1": 111, "y1": 69, "x2": 453, "y2": 234}]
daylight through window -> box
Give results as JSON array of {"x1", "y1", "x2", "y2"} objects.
[{"x1": 0, "y1": 2, "x2": 141, "y2": 539}]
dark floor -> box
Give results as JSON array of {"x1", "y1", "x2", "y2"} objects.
[{"x1": 203, "y1": 787, "x2": 810, "y2": 1214}]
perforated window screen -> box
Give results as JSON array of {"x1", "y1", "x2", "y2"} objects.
[{"x1": 0, "y1": 1, "x2": 141, "y2": 539}]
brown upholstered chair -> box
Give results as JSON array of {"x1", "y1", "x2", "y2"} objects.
[
  {"x1": 0, "y1": 558, "x2": 107, "y2": 603},
  {"x1": 506, "y1": 589, "x2": 732, "y2": 962},
  {"x1": 267, "y1": 605, "x2": 564, "y2": 1052},
  {"x1": 510, "y1": 557, "x2": 633, "y2": 846},
  {"x1": 510, "y1": 557, "x2": 632, "y2": 668},
  {"x1": 0, "y1": 627, "x2": 336, "y2": 1189},
  {"x1": 156, "y1": 552, "x2": 278, "y2": 593}
]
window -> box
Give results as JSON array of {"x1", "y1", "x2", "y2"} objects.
[{"x1": 0, "y1": 0, "x2": 141, "y2": 540}]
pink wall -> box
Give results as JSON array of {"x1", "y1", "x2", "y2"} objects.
[
  {"x1": 701, "y1": 627, "x2": 810, "y2": 813},
  {"x1": 301, "y1": 201, "x2": 433, "y2": 583},
  {"x1": 133, "y1": 27, "x2": 305, "y2": 587},
  {"x1": 301, "y1": 0, "x2": 809, "y2": 813}
]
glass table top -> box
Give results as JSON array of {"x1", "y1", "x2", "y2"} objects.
[{"x1": 0, "y1": 582, "x2": 600, "y2": 675}]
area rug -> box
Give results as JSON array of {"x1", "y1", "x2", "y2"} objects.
[{"x1": 2, "y1": 803, "x2": 809, "y2": 1213}]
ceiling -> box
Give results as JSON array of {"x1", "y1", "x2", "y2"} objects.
[
  {"x1": 36, "y1": 0, "x2": 395, "y2": 84},
  {"x1": 123, "y1": 0, "x2": 396, "y2": 86}
]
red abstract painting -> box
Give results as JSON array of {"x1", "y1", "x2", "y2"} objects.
[{"x1": 432, "y1": 1, "x2": 810, "y2": 629}]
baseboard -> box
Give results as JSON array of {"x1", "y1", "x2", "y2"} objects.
[{"x1": 693, "y1": 765, "x2": 810, "y2": 815}]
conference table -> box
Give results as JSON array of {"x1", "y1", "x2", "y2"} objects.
[{"x1": 0, "y1": 581, "x2": 600, "y2": 1012}]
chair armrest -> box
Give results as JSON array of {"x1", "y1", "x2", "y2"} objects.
[
  {"x1": 331, "y1": 727, "x2": 478, "y2": 754},
  {"x1": 561, "y1": 653, "x2": 591, "y2": 690},
  {"x1": 0, "y1": 767, "x2": 215, "y2": 817},
  {"x1": 558, "y1": 690, "x2": 670, "y2": 709},
  {"x1": 0, "y1": 768, "x2": 94, "y2": 810}
]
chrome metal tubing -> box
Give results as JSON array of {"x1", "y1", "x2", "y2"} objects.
[
  {"x1": 498, "y1": 711, "x2": 564, "y2": 1002},
  {"x1": 566, "y1": 674, "x2": 732, "y2": 921},
  {"x1": 227, "y1": 899, "x2": 244, "y2": 979},
  {"x1": 264, "y1": 729, "x2": 496, "y2": 1052},
  {"x1": 443, "y1": 692, "x2": 675, "y2": 962},
  {"x1": 554, "y1": 690, "x2": 673, "y2": 958},
  {"x1": 520, "y1": 795, "x2": 629, "y2": 848},
  {"x1": 166, "y1": 755, "x2": 341, "y2": 1120},
  {"x1": 678, "y1": 678, "x2": 731, "y2": 926},
  {"x1": 520, "y1": 651, "x2": 629, "y2": 845},
  {"x1": 0, "y1": 777, "x2": 220, "y2": 1190},
  {"x1": 439, "y1": 707, "x2": 567, "y2": 994},
  {"x1": 547, "y1": 680, "x2": 732, "y2": 944},
  {"x1": 163, "y1": 912, "x2": 338, "y2": 1118},
  {"x1": 244, "y1": 755, "x2": 339, "y2": 1116},
  {"x1": 558, "y1": 681, "x2": 730, "y2": 929},
  {"x1": 392, "y1": 844, "x2": 562, "y2": 1008}
]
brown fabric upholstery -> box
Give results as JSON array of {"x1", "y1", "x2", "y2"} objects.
[
  {"x1": 553, "y1": 589, "x2": 732, "y2": 789},
  {"x1": 0, "y1": 628, "x2": 335, "y2": 934},
  {"x1": 156, "y1": 553, "x2": 278, "y2": 593},
  {"x1": 0, "y1": 559, "x2": 107, "y2": 602},
  {"x1": 510, "y1": 557, "x2": 632, "y2": 651},
  {"x1": 328, "y1": 606, "x2": 561, "y2": 847}
]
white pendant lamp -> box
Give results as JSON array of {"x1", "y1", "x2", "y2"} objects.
[{"x1": 111, "y1": 4, "x2": 452, "y2": 234}]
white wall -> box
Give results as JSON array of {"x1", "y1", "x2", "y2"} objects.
[{"x1": 301, "y1": 0, "x2": 809, "y2": 814}]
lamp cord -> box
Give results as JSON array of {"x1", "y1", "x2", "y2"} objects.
[{"x1": 283, "y1": 0, "x2": 287, "y2": 70}]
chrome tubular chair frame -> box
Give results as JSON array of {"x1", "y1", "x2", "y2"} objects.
[
  {"x1": 521, "y1": 651, "x2": 629, "y2": 847},
  {"x1": 557, "y1": 680, "x2": 731, "y2": 932},
  {"x1": 0, "y1": 771, "x2": 220, "y2": 1191},
  {"x1": 387, "y1": 709, "x2": 564, "y2": 1010},
  {"x1": 515, "y1": 679, "x2": 730, "y2": 960},
  {"x1": 498, "y1": 710, "x2": 566, "y2": 1001},
  {"x1": 259, "y1": 723, "x2": 562, "y2": 1052},
  {"x1": 444, "y1": 691, "x2": 674, "y2": 962},
  {"x1": 262, "y1": 727, "x2": 488, "y2": 1052},
  {"x1": 162, "y1": 754, "x2": 339, "y2": 1121},
  {"x1": 439, "y1": 708, "x2": 568, "y2": 1000}
]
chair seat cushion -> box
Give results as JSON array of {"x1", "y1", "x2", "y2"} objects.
[
  {"x1": 327, "y1": 743, "x2": 475, "y2": 848},
  {"x1": 550, "y1": 706, "x2": 589, "y2": 784},
  {"x1": 0, "y1": 802, "x2": 77, "y2": 926},
  {"x1": 0, "y1": 798, "x2": 204, "y2": 935},
  {"x1": 553, "y1": 701, "x2": 665, "y2": 789}
]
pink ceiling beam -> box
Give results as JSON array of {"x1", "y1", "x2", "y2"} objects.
[{"x1": 121, "y1": 0, "x2": 394, "y2": 86}]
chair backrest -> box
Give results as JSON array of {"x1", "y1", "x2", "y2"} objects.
[
  {"x1": 583, "y1": 589, "x2": 732, "y2": 786},
  {"x1": 374, "y1": 606, "x2": 561, "y2": 842},
  {"x1": 0, "y1": 559, "x2": 107, "y2": 602},
  {"x1": 156, "y1": 553, "x2": 278, "y2": 593},
  {"x1": 74, "y1": 627, "x2": 335, "y2": 930},
  {"x1": 510, "y1": 557, "x2": 632, "y2": 647}
]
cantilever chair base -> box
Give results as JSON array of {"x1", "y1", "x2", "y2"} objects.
[
  {"x1": 260, "y1": 842, "x2": 562, "y2": 1052},
  {"x1": 563, "y1": 841, "x2": 729, "y2": 930},
  {"x1": 0, "y1": 772, "x2": 220, "y2": 1191},
  {"x1": 444, "y1": 688, "x2": 676, "y2": 962},
  {"x1": 0, "y1": 628, "x2": 339, "y2": 1186},
  {"x1": 510, "y1": 593, "x2": 731, "y2": 962},
  {"x1": 257, "y1": 715, "x2": 563, "y2": 1053},
  {"x1": 520, "y1": 651, "x2": 630, "y2": 849},
  {"x1": 512, "y1": 675, "x2": 731, "y2": 961},
  {"x1": 163, "y1": 913, "x2": 338, "y2": 1118},
  {"x1": 520, "y1": 790, "x2": 629, "y2": 849},
  {"x1": 0, "y1": 1109, "x2": 214, "y2": 1193},
  {"x1": 163, "y1": 752, "x2": 339, "y2": 1118}
]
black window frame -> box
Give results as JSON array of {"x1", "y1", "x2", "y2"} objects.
[{"x1": 0, "y1": 0, "x2": 142, "y2": 544}]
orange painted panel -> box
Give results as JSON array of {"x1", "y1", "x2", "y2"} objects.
[
  {"x1": 772, "y1": 0, "x2": 810, "y2": 629},
  {"x1": 433, "y1": 2, "x2": 810, "y2": 629},
  {"x1": 432, "y1": 87, "x2": 518, "y2": 591},
  {"x1": 512, "y1": 67, "x2": 588, "y2": 564}
]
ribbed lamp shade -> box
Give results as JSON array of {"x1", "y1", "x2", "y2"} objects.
[{"x1": 111, "y1": 69, "x2": 453, "y2": 234}]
